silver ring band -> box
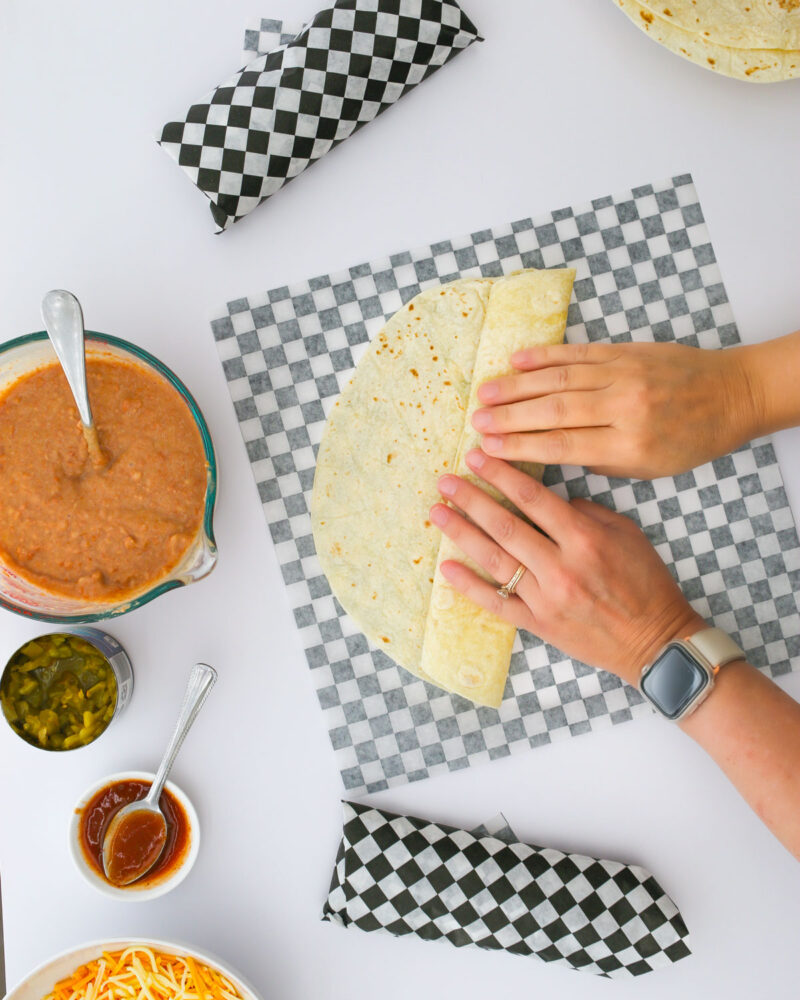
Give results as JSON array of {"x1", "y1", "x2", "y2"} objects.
[{"x1": 496, "y1": 564, "x2": 526, "y2": 600}]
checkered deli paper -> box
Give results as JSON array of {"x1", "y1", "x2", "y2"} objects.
[
  {"x1": 323, "y1": 802, "x2": 691, "y2": 978},
  {"x1": 158, "y1": 0, "x2": 481, "y2": 231},
  {"x1": 212, "y1": 173, "x2": 800, "y2": 795}
]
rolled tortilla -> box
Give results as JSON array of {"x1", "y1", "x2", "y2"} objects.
[{"x1": 419, "y1": 268, "x2": 575, "y2": 708}]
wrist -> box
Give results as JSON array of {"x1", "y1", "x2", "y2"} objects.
[
  {"x1": 722, "y1": 344, "x2": 768, "y2": 444},
  {"x1": 726, "y1": 333, "x2": 800, "y2": 441},
  {"x1": 639, "y1": 622, "x2": 746, "y2": 722},
  {"x1": 621, "y1": 607, "x2": 706, "y2": 687},
  {"x1": 678, "y1": 657, "x2": 753, "y2": 735}
]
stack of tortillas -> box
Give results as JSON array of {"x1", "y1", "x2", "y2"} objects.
[
  {"x1": 311, "y1": 269, "x2": 575, "y2": 708},
  {"x1": 616, "y1": 0, "x2": 800, "y2": 81}
]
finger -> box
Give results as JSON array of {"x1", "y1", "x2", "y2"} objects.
[
  {"x1": 589, "y1": 464, "x2": 647, "y2": 479},
  {"x1": 569, "y1": 497, "x2": 621, "y2": 526},
  {"x1": 464, "y1": 450, "x2": 580, "y2": 545},
  {"x1": 437, "y1": 472, "x2": 554, "y2": 569},
  {"x1": 511, "y1": 342, "x2": 619, "y2": 371},
  {"x1": 480, "y1": 427, "x2": 619, "y2": 467},
  {"x1": 429, "y1": 503, "x2": 535, "y2": 594},
  {"x1": 477, "y1": 365, "x2": 610, "y2": 405},
  {"x1": 439, "y1": 559, "x2": 533, "y2": 630},
  {"x1": 472, "y1": 390, "x2": 612, "y2": 435}
]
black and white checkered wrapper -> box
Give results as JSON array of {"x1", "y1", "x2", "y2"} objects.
[
  {"x1": 323, "y1": 802, "x2": 691, "y2": 978},
  {"x1": 242, "y1": 19, "x2": 299, "y2": 61},
  {"x1": 159, "y1": 0, "x2": 481, "y2": 231},
  {"x1": 211, "y1": 173, "x2": 800, "y2": 795}
]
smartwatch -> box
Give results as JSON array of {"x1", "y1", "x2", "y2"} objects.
[{"x1": 639, "y1": 627, "x2": 744, "y2": 721}]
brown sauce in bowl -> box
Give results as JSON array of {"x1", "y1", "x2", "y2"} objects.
[
  {"x1": 78, "y1": 779, "x2": 190, "y2": 888},
  {"x1": 0, "y1": 358, "x2": 207, "y2": 600}
]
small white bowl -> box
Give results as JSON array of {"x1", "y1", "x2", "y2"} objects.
[
  {"x1": 4, "y1": 938, "x2": 262, "y2": 1000},
  {"x1": 69, "y1": 770, "x2": 200, "y2": 901}
]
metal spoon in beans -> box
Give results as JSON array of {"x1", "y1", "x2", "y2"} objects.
[{"x1": 41, "y1": 289, "x2": 107, "y2": 469}]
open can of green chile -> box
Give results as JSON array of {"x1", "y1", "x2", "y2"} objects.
[{"x1": 0, "y1": 627, "x2": 133, "y2": 751}]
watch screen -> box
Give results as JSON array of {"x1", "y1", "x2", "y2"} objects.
[{"x1": 641, "y1": 645, "x2": 708, "y2": 720}]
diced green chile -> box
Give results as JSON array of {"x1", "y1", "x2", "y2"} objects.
[{"x1": 0, "y1": 634, "x2": 117, "y2": 750}]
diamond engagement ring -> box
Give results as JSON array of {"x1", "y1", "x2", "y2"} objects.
[{"x1": 496, "y1": 564, "x2": 526, "y2": 599}]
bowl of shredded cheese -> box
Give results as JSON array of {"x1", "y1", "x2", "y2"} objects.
[{"x1": 4, "y1": 940, "x2": 262, "y2": 1000}]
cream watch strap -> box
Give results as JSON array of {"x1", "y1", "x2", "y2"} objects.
[{"x1": 685, "y1": 627, "x2": 744, "y2": 672}]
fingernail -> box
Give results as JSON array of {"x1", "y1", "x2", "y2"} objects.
[
  {"x1": 482, "y1": 435, "x2": 503, "y2": 453},
  {"x1": 438, "y1": 475, "x2": 458, "y2": 497},
  {"x1": 430, "y1": 504, "x2": 449, "y2": 527},
  {"x1": 511, "y1": 350, "x2": 530, "y2": 367},
  {"x1": 478, "y1": 381, "x2": 499, "y2": 401},
  {"x1": 466, "y1": 448, "x2": 486, "y2": 470},
  {"x1": 471, "y1": 409, "x2": 491, "y2": 431}
]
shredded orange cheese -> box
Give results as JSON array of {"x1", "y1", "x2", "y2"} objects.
[{"x1": 43, "y1": 947, "x2": 244, "y2": 1000}]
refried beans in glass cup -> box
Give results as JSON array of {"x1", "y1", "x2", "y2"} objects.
[{"x1": 0, "y1": 331, "x2": 217, "y2": 622}]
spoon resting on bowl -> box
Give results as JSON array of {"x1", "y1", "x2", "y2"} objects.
[
  {"x1": 102, "y1": 662, "x2": 217, "y2": 887},
  {"x1": 41, "y1": 289, "x2": 107, "y2": 468}
]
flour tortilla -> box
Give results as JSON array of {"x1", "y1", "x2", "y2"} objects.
[
  {"x1": 311, "y1": 269, "x2": 574, "y2": 707},
  {"x1": 617, "y1": 0, "x2": 800, "y2": 80},
  {"x1": 420, "y1": 269, "x2": 575, "y2": 708},
  {"x1": 311, "y1": 278, "x2": 494, "y2": 679},
  {"x1": 636, "y1": 0, "x2": 800, "y2": 50}
]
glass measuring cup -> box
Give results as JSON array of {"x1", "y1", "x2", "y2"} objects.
[{"x1": 0, "y1": 331, "x2": 218, "y2": 622}]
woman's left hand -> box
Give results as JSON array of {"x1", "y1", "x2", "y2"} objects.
[{"x1": 430, "y1": 450, "x2": 703, "y2": 686}]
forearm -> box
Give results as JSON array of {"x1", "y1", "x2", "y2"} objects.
[
  {"x1": 732, "y1": 330, "x2": 800, "y2": 440},
  {"x1": 679, "y1": 659, "x2": 800, "y2": 860}
]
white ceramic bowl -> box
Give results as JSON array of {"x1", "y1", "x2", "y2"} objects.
[
  {"x1": 69, "y1": 771, "x2": 200, "y2": 901},
  {"x1": 4, "y1": 938, "x2": 262, "y2": 1000}
]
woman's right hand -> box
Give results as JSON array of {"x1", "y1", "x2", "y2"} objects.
[
  {"x1": 431, "y1": 451, "x2": 703, "y2": 686},
  {"x1": 471, "y1": 340, "x2": 764, "y2": 479}
]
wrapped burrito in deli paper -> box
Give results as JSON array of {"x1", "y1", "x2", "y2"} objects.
[
  {"x1": 159, "y1": 0, "x2": 481, "y2": 231},
  {"x1": 324, "y1": 802, "x2": 692, "y2": 978}
]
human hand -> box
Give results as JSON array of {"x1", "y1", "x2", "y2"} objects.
[
  {"x1": 470, "y1": 341, "x2": 760, "y2": 479},
  {"x1": 430, "y1": 450, "x2": 704, "y2": 686}
]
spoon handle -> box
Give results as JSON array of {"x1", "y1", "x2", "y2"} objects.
[
  {"x1": 148, "y1": 663, "x2": 217, "y2": 806},
  {"x1": 41, "y1": 290, "x2": 93, "y2": 427}
]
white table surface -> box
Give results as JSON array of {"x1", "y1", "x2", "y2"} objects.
[{"x1": 1, "y1": 1, "x2": 799, "y2": 997}]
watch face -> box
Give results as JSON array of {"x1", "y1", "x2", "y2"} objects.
[{"x1": 641, "y1": 645, "x2": 709, "y2": 720}]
